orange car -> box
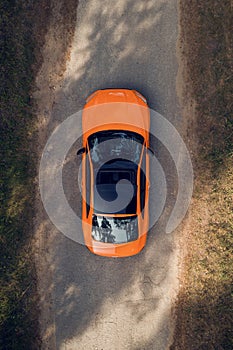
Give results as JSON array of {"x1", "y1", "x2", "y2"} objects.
[{"x1": 77, "y1": 89, "x2": 150, "y2": 257}]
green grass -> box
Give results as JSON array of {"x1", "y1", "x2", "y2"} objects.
[
  {"x1": 0, "y1": 1, "x2": 48, "y2": 348},
  {"x1": 171, "y1": 1, "x2": 233, "y2": 349}
]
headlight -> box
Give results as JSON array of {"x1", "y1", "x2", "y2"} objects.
[
  {"x1": 86, "y1": 91, "x2": 98, "y2": 103},
  {"x1": 135, "y1": 91, "x2": 147, "y2": 103}
]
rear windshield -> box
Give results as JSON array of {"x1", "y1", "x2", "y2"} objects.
[{"x1": 92, "y1": 215, "x2": 138, "y2": 244}]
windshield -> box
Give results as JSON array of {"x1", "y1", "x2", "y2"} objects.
[
  {"x1": 92, "y1": 215, "x2": 138, "y2": 244},
  {"x1": 88, "y1": 130, "x2": 144, "y2": 165}
]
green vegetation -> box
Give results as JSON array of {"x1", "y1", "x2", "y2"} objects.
[
  {"x1": 172, "y1": 0, "x2": 233, "y2": 349},
  {"x1": 0, "y1": 1, "x2": 48, "y2": 348}
]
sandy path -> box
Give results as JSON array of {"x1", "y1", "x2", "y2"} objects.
[{"x1": 35, "y1": 1, "x2": 184, "y2": 349}]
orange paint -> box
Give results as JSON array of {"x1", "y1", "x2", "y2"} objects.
[{"x1": 80, "y1": 89, "x2": 150, "y2": 257}]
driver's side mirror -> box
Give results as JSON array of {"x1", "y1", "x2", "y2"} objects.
[{"x1": 77, "y1": 147, "x2": 85, "y2": 156}]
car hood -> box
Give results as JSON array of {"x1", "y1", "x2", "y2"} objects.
[{"x1": 82, "y1": 91, "x2": 150, "y2": 141}]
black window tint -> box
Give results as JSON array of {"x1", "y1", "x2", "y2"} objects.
[
  {"x1": 140, "y1": 148, "x2": 146, "y2": 217},
  {"x1": 88, "y1": 130, "x2": 144, "y2": 166},
  {"x1": 86, "y1": 155, "x2": 91, "y2": 217},
  {"x1": 94, "y1": 159, "x2": 138, "y2": 215}
]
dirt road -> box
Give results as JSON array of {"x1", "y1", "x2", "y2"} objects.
[{"x1": 36, "y1": 0, "x2": 183, "y2": 349}]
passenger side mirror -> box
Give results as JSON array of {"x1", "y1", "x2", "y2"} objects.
[
  {"x1": 77, "y1": 147, "x2": 85, "y2": 156},
  {"x1": 147, "y1": 147, "x2": 155, "y2": 156}
]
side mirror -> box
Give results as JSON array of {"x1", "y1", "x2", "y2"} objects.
[
  {"x1": 77, "y1": 147, "x2": 85, "y2": 156},
  {"x1": 147, "y1": 147, "x2": 155, "y2": 156}
]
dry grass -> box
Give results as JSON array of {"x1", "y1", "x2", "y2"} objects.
[{"x1": 171, "y1": 1, "x2": 233, "y2": 349}]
